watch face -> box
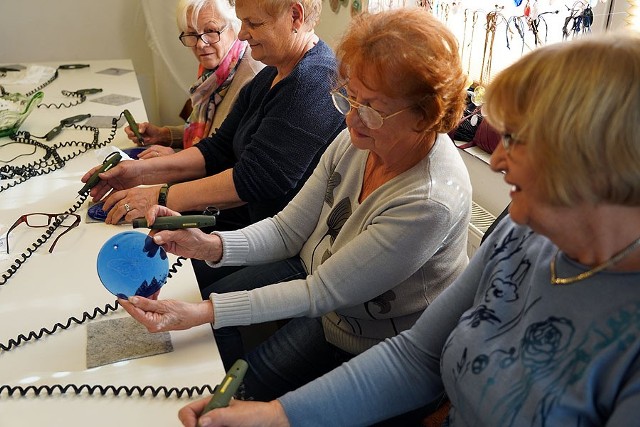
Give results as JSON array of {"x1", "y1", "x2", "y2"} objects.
[
  {"x1": 97, "y1": 231, "x2": 169, "y2": 298},
  {"x1": 158, "y1": 185, "x2": 169, "y2": 206}
]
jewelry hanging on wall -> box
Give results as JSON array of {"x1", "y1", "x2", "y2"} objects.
[
  {"x1": 351, "y1": 0, "x2": 368, "y2": 16},
  {"x1": 460, "y1": 9, "x2": 469, "y2": 60},
  {"x1": 466, "y1": 10, "x2": 479, "y2": 78},
  {"x1": 442, "y1": 2, "x2": 450, "y2": 24},
  {"x1": 506, "y1": 14, "x2": 527, "y2": 55},
  {"x1": 416, "y1": 0, "x2": 432, "y2": 11},
  {"x1": 476, "y1": 7, "x2": 504, "y2": 105}
]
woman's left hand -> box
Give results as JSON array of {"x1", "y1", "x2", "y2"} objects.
[
  {"x1": 102, "y1": 186, "x2": 161, "y2": 224},
  {"x1": 137, "y1": 145, "x2": 176, "y2": 159},
  {"x1": 118, "y1": 297, "x2": 214, "y2": 333},
  {"x1": 178, "y1": 397, "x2": 290, "y2": 427}
]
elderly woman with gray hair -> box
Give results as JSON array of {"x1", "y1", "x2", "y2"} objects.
[{"x1": 126, "y1": 0, "x2": 264, "y2": 157}]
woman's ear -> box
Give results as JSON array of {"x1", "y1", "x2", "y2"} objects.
[
  {"x1": 291, "y1": 2, "x2": 305, "y2": 32},
  {"x1": 413, "y1": 110, "x2": 435, "y2": 134}
]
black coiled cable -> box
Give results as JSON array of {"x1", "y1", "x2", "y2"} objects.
[
  {"x1": 0, "y1": 383, "x2": 215, "y2": 399},
  {"x1": 0, "y1": 301, "x2": 120, "y2": 352}
]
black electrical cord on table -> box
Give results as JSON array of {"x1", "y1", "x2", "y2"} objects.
[
  {"x1": 37, "y1": 90, "x2": 87, "y2": 109},
  {"x1": 0, "y1": 383, "x2": 216, "y2": 399},
  {"x1": 0, "y1": 110, "x2": 208, "y2": 402},
  {"x1": 0, "y1": 116, "x2": 118, "y2": 193},
  {"x1": 0, "y1": 255, "x2": 193, "y2": 399},
  {"x1": 0, "y1": 257, "x2": 193, "y2": 399}
]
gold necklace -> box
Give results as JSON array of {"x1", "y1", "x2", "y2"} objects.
[{"x1": 550, "y1": 236, "x2": 640, "y2": 285}]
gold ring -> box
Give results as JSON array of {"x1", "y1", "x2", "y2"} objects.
[{"x1": 124, "y1": 203, "x2": 131, "y2": 212}]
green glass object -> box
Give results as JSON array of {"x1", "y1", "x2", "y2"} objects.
[{"x1": 0, "y1": 90, "x2": 44, "y2": 138}]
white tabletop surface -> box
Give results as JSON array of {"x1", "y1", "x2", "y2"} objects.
[{"x1": 0, "y1": 60, "x2": 225, "y2": 426}]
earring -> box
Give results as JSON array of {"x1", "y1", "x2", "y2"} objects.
[{"x1": 293, "y1": 28, "x2": 298, "y2": 34}]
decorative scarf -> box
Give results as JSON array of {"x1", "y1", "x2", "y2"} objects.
[{"x1": 183, "y1": 39, "x2": 247, "y2": 148}]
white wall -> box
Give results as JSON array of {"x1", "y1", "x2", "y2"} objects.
[{"x1": 0, "y1": 0, "x2": 196, "y2": 126}]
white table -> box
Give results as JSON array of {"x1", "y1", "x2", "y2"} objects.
[{"x1": 0, "y1": 60, "x2": 225, "y2": 426}]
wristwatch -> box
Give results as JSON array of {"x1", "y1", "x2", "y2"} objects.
[{"x1": 158, "y1": 184, "x2": 171, "y2": 206}]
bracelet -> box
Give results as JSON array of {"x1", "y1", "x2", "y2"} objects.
[{"x1": 158, "y1": 184, "x2": 171, "y2": 206}]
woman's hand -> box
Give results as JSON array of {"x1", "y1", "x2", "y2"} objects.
[
  {"x1": 146, "y1": 205, "x2": 223, "y2": 262},
  {"x1": 138, "y1": 145, "x2": 176, "y2": 159},
  {"x1": 118, "y1": 297, "x2": 214, "y2": 333},
  {"x1": 125, "y1": 122, "x2": 171, "y2": 147},
  {"x1": 80, "y1": 160, "x2": 143, "y2": 202},
  {"x1": 178, "y1": 398, "x2": 290, "y2": 427},
  {"x1": 102, "y1": 186, "x2": 162, "y2": 224}
]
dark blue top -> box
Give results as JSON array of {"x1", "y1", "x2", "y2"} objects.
[{"x1": 196, "y1": 40, "x2": 346, "y2": 223}]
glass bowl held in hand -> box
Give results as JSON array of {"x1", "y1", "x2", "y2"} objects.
[{"x1": 97, "y1": 231, "x2": 169, "y2": 299}]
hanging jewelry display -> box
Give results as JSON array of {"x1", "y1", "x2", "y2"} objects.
[
  {"x1": 475, "y1": 7, "x2": 505, "y2": 105},
  {"x1": 351, "y1": 0, "x2": 368, "y2": 16},
  {"x1": 460, "y1": 9, "x2": 469, "y2": 59},
  {"x1": 506, "y1": 14, "x2": 527, "y2": 54},
  {"x1": 466, "y1": 10, "x2": 479, "y2": 77},
  {"x1": 562, "y1": 1, "x2": 594, "y2": 39}
]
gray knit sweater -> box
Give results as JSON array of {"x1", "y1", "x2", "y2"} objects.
[{"x1": 210, "y1": 129, "x2": 472, "y2": 354}]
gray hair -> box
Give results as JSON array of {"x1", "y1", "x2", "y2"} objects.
[{"x1": 176, "y1": 0, "x2": 240, "y2": 34}]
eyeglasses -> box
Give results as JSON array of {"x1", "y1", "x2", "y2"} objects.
[
  {"x1": 501, "y1": 133, "x2": 526, "y2": 152},
  {"x1": 178, "y1": 27, "x2": 227, "y2": 47},
  {"x1": 330, "y1": 86, "x2": 414, "y2": 130},
  {"x1": 5, "y1": 213, "x2": 80, "y2": 254}
]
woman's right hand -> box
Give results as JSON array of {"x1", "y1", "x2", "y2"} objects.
[
  {"x1": 80, "y1": 160, "x2": 142, "y2": 202},
  {"x1": 124, "y1": 122, "x2": 171, "y2": 147},
  {"x1": 146, "y1": 205, "x2": 223, "y2": 262},
  {"x1": 178, "y1": 398, "x2": 290, "y2": 427},
  {"x1": 137, "y1": 145, "x2": 176, "y2": 159}
]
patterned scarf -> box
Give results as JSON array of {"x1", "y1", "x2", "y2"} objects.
[{"x1": 183, "y1": 39, "x2": 247, "y2": 148}]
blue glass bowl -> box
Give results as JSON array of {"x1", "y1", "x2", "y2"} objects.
[
  {"x1": 97, "y1": 231, "x2": 169, "y2": 298},
  {"x1": 122, "y1": 147, "x2": 146, "y2": 159},
  {"x1": 88, "y1": 201, "x2": 109, "y2": 222}
]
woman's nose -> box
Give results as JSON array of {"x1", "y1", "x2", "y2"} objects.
[{"x1": 489, "y1": 141, "x2": 507, "y2": 173}]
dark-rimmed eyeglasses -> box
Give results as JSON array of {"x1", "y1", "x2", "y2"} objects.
[
  {"x1": 5, "y1": 213, "x2": 80, "y2": 254},
  {"x1": 501, "y1": 133, "x2": 526, "y2": 152},
  {"x1": 178, "y1": 27, "x2": 227, "y2": 47},
  {"x1": 330, "y1": 85, "x2": 414, "y2": 130}
]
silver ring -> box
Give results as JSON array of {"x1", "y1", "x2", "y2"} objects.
[{"x1": 124, "y1": 203, "x2": 131, "y2": 212}]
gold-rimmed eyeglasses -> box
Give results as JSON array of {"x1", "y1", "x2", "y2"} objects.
[
  {"x1": 501, "y1": 133, "x2": 525, "y2": 152},
  {"x1": 178, "y1": 27, "x2": 227, "y2": 47},
  {"x1": 5, "y1": 213, "x2": 80, "y2": 254},
  {"x1": 330, "y1": 86, "x2": 414, "y2": 130}
]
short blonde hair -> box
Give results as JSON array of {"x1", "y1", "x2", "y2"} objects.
[
  {"x1": 484, "y1": 32, "x2": 640, "y2": 206},
  {"x1": 176, "y1": 0, "x2": 240, "y2": 34},
  {"x1": 238, "y1": 0, "x2": 322, "y2": 28},
  {"x1": 335, "y1": 9, "x2": 467, "y2": 134}
]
